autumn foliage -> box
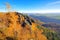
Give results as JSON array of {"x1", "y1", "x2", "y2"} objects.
[{"x1": 0, "y1": 12, "x2": 47, "y2": 40}]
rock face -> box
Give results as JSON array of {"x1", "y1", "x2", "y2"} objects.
[{"x1": 0, "y1": 12, "x2": 47, "y2": 40}]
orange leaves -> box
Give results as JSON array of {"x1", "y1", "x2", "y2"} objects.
[
  {"x1": 31, "y1": 23, "x2": 37, "y2": 31},
  {"x1": 31, "y1": 23, "x2": 47, "y2": 40},
  {"x1": 0, "y1": 12, "x2": 47, "y2": 40}
]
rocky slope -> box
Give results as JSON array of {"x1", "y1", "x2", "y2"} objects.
[{"x1": 0, "y1": 12, "x2": 59, "y2": 40}]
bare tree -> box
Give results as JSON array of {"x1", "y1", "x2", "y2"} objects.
[{"x1": 5, "y1": 2, "x2": 11, "y2": 12}]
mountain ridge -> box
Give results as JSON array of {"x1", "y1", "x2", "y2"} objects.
[
  {"x1": 0, "y1": 12, "x2": 47, "y2": 40},
  {"x1": 0, "y1": 12, "x2": 60, "y2": 40}
]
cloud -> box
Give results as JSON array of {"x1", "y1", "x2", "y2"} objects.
[
  {"x1": 40, "y1": 10, "x2": 60, "y2": 13},
  {"x1": 17, "y1": 9, "x2": 60, "y2": 13},
  {"x1": 47, "y1": 1, "x2": 60, "y2": 5},
  {"x1": 42, "y1": 1, "x2": 60, "y2": 10}
]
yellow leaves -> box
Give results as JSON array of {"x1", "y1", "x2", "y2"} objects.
[
  {"x1": 0, "y1": 13, "x2": 47, "y2": 40},
  {"x1": 31, "y1": 23, "x2": 37, "y2": 31},
  {"x1": 0, "y1": 33, "x2": 5, "y2": 40},
  {"x1": 5, "y1": 28, "x2": 14, "y2": 37},
  {"x1": 36, "y1": 31, "x2": 47, "y2": 40},
  {"x1": 31, "y1": 23, "x2": 47, "y2": 40}
]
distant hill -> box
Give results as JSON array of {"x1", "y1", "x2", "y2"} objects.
[
  {"x1": 29, "y1": 14, "x2": 60, "y2": 24},
  {"x1": 0, "y1": 12, "x2": 60, "y2": 40},
  {"x1": 42, "y1": 23, "x2": 60, "y2": 36},
  {"x1": 41, "y1": 13, "x2": 60, "y2": 20},
  {"x1": 29, "y1": 13, "x2": 60, "y2": 40},
  {"x1": 30, "y1": 13, "x2": 60, "y2": 20}
]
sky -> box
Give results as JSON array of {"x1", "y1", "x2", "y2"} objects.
[{"x1": 0, "y1": 0, "x2": 60, "y2": 13}]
